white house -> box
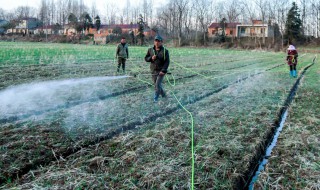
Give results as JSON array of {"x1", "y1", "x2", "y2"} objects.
[
  {"x1": 7, "y1": 18, "x2": 39, "y2": 35},
  {"x1": 236, "y1": 20, "x2": 274, "y2": 38}
]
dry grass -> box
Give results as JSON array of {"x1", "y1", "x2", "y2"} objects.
[
  {"x1": 2, "y1": 66, "x2": 300, "y2": 189},
  {"x1": 1, "y1": 42, "x2": 318, "y2": 189},
  {"x1": 256, "y1": 57, "x2": 320, "y2": 190}
]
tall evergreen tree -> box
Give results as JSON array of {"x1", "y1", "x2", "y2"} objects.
[
  {"x1": 68, "y1": 13, "x2": 78, "y2": 27},
  {"x1": 284, "y1": 2, "x2": 303, "y2": 44},
  {"x1": 137, "y1": 14, "x2": 145, "y2": 46},
  {"x1": 95, "y1": 15, "x2": 101, "y2": 32},
  {"x1": 81, "y1": 13, "x2": 92, "y2": 33},
  {"x1": 218, "y1": 17, "x2": 227, "y2": 43}
]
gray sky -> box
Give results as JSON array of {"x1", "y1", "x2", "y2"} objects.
[{"x1": 0, "y1": 0, "x2": 149, "y2": 12}]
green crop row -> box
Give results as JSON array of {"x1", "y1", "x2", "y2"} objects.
[{"x1": 0, "y1": 41, "x2": 318, "y2": 189}]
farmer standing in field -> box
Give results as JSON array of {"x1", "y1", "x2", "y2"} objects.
[
  {"x1": 145, "y1": 35, "x2": 170, "y2": 102},
  {"x1": 116, "y1": 37, "x2": 129, "y2": 73},
  {"x1": 286, "y1": 44, "x2": 298, "y2": 77}
]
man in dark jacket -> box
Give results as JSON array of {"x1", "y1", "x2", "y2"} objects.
[
  {"x1": 116, "y1": 37, "x2": 129, "y2": 73},
  {"x1": 144, "y1": 35, "x2": 170, "y2": 102}
]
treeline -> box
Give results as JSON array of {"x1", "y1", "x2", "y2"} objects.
[{"x1": 0, "y1": 0, "x2": 319, "y2": 46}]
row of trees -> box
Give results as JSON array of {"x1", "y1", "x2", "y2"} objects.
[
  {"x1": 0, "y1": 0, "x2": 319, "y2": 46},
  {"x1": 67, "y1": 12, "x2": 101, "y2": 33},
  {"x1": 155, "y1": 0, "x2": 319, "y2": 45}
]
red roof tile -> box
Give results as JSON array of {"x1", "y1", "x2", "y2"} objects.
[{"x1": 208, "y1": 22, "x2": 241, "y2": 28}]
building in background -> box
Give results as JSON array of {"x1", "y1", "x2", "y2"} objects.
[
  {"x1": 208, "y1": 22, "x2": 240, "y2": 38},
  {"x1": 236, "y1": 20, "x2": 274, "y2": 38},
  {"x1": 208, "y1": 20, "x2": 275, "y2": 38},
  {"x1": 7, "y1": 18, "x2": 39, "y2": 35}
]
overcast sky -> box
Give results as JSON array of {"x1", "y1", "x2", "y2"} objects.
[
  {"x1": 0, "y1": 0, "x2": 39, "y2": 11},
  {"x1": 0, "y1": 0, "x2": 154, "y2": 12}
]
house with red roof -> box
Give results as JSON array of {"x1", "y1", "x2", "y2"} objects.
[
  {"x1": 208, "y1": 22, "x2": 240, "y2": 37},
  {"x1": 208, "y1": 20, "x2": 275, "y2": 38}
]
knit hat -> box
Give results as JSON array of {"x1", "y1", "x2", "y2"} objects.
[
  {"x1": 154, "y1": 35, "x2": 163, "y2": 41},
  {"x1": 288, "y1": 45, "x2": 296, "y2": 50}
]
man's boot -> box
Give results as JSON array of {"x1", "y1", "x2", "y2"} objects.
[
  {"x1": 293, "y1": 70, "x2": 297, "y2": 77},
  {"x1": 154, "y1": 92, "x2": 159, "y2": 102},
  {"x1": 160, "y1": 89, "x2": 166, "y2": 98}
]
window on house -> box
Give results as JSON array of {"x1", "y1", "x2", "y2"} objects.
[
  {"x1": 230, "y1": 30, "x2": 233, "y2": 35},
  {"x1": 250, "y1": 28, "x2": 255, "y2": 35},
  {"x1": 212, "y1": 30, "x2": 215, "y2": 34},
  {"x1": 241, "y1": 28, "x2": 245, "y2": 33},
  {"x1": 261, "y1": 28, "x2": 265, "y2": 34}
]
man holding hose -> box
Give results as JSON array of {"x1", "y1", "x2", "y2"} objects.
[{"x1": 144, "y1": 35, "x2": 170, "y2": 102}]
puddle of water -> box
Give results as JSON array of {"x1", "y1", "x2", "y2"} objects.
[{"x1": 248, "y1": 110, "x2": 288, "y2": 190}]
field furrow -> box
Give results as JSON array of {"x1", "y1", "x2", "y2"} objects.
[{"x1": 0, "y1": 42, "x2": 317, "y2": 189}]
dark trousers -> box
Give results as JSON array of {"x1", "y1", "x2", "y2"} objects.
[
  {"x1": 290, "y1": 64, "x2": 296, "y2": 71},
  {"x1": 117, "y1": 57, "x2": 126, "y2": 72},
  {"x1": 152, "y1": 71, "x2": 165, "y2": 97}
]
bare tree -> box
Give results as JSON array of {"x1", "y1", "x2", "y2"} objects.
[
  {"x1": 5, "y1": 12, "x2": 16, "y2": 21},
  {"x1": 39, "y1": 0, "x2": 48, "y2": 23},
  {"x1": 132, "y1": 7, "x2": 141, "y2": 24},
  {"x1": 255, "y1": 0, "x2": 268, "y2": 44},
  {"x1": 175, "y1": 0, "x2": 189, "y2": 46},
  {"x1": 15, "y1": 6, "x2": 37, "y2": 19},
  {"x1": 225, "y1": 0, "x2": 242, "y2": 23},
  {"x1": 149, "y1": 0, "x2": 154, "y2": 26},
  {"x1": 142, "y1": 0, "x2": 149, "y2": 25},
  {"x1": 274, "y1": 0, "x2": 290, "y2": 48},
  {"x1": 299, "y1": 0, "x2": 306, "y2": 36},
  {"x1": 241, "y1": 0, "x2": 257, "y2": 24},
  {"x1": 158, "y1": 1, "x2": 178, "y2": 39},
  {"x1": 140, "y1": 0, "x2": 155, "y2": 27},
  {"x1": 156, "y1": 7, "x2": 170, "y2": 36},
  {"x1": 310, "y1": 0, "x2": 320, "y2": 38},
  {"x1": 105, "y1": 3, "x2": 118, "y2": 25},
  {"x1": 184, "y1": 6, "x2": 193, "y2": 41},
  {"x1": 2, "y1": 0, "x2": 316, "y2": 45},
  {"x1": 0, "y1": 8, "x2": 6, "y2": 19},
  {"x1": 79, "y1": 0, "x2": 84, "y2": 16},
  {"x1": 194, "y1": 0, "x2": 213, "y2": 45},
  {"x1": 225, "y1": 0, "x2": 243, "y2": 42},
  {"x1": 315, "y1": 1, "x2": 320, "y2": 38},
  {"x1": 124, "y1": 0, "x2": 130, "y2": 24},
  {"x1": 215, "y1": 1, "x2": 226, "y2": 22},
  {"x1": 63, "y1": 0, "x2": 70, "y2": 26},
  {"x1": 90, "y1": 0, "x2": 98, "y2": 20},
  {"x1": 70, "y1": 0, "x2": 80, "y2": 18}
]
